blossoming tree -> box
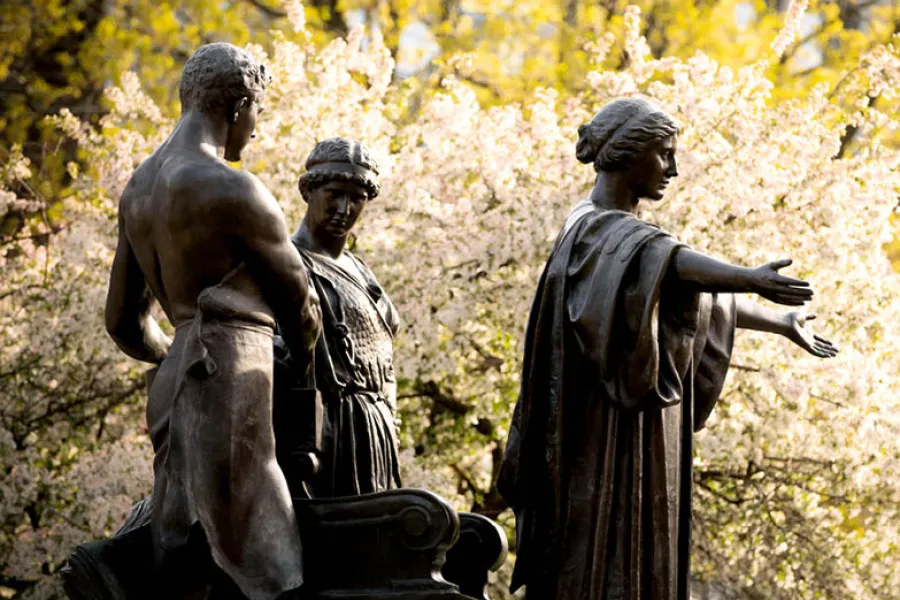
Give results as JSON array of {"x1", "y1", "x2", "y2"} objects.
[{"x1": 1, "y1": 1, "x2": 899, "y2": 598}]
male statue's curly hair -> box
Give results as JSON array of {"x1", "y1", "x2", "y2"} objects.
[
  {"x1": 576, "y1": 97, "x2": 679, "y2": 173},
  {"x1": 179, "y1": 43, "x2": 270, "y2": 119},
  {"x1": 298, "y1": 138, "x2": 381, "y2": 201}
]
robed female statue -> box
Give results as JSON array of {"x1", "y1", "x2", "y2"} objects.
[{"x1": 497, "y1": 98, "x2": 837, "y2": 600}]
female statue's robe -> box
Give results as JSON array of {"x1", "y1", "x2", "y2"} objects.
[
  {"x1": 280, "y1": 243, "x2": 402, "y2": 497},
  {"x1": 497, "y1": 200, "x2": 738, "y2": 600}
]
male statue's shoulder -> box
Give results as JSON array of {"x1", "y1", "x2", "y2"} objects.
[
  {"x1": 224, "y1": 167, "x2": 272, "y2": 200},
  {"x1": 178, "y1": 162, "x2": 274, "y2": 209},
  {"x1": 202, "y1": 167, "x2": 286, "y2": 235},
  {"x1": 223, "y1": 169, "x2": 280, "y2": 217},
  {"x1": 166, "y1": 158, "x2": 239, "y2": 192}
]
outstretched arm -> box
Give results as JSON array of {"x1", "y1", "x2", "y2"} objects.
[
  {"x1": 735, "y1": 295, "x2": 789, "y2": 334},
  {"x1": 105, "y1": 215, "x2": 171, "y2": 364},
  {"x1": 228, "y1": 174, "x2": 321, "y2": 371},
  {"x1": 671, "y1": 249, "x2": 812, "y2": 306},
  {"x1": 736, "y1": 296, "x2": 838, "y2": 358}
]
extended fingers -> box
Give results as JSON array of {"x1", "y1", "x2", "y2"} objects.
[
  {"x1": 771, "y1": 296, "x2": 809, "y2": 306},
  {"x1": 814, "y1": 336, "x2": 838, "y2": 354},
  {"x1": 771, "y1": 288, "x2": 814, "y2": 304},
  {"x1": 769, "y1": 292, "x2": 810, "y2": 305},
  {"x1": 814, "y1": 346, "x2": 838, "y2": 358},
  {"x1": 812, "y1": 339, "x2": 838, "y2": 356},
  {"x1": 768, "y1": 258, "x2": 794, "y2": 271},
  {"x1": 773, "y1": 274, "x2": 811, "y2": 287}
]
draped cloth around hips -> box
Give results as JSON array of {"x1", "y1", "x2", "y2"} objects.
[{"x1": 146, "y1": 264, "x2": 304, "y2": 600}]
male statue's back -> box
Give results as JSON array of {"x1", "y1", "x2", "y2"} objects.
[{"x1": 104, "y1": 43, "x2": 320, "y2": 600}]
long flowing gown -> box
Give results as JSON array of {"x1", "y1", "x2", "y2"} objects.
[
  {"x1": 497, "y1": 199, "x2": 738, "y2": 600},
  {"x1": 280, "y1": 243, "x2": 402, "y2": 497}
]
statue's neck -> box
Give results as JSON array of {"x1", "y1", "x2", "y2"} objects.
[
  {"x1": 588, "y1": 172, "x2": 639, "y2": 214},
  {"x1": 168, "y1": 110, "x2": 229, "y2": 159},
  {"x1": 293, "y1": 220, "x2": 347, "y2": 259}
]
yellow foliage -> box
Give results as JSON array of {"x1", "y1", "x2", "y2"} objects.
[{"x1": 1, "y1": 0, "x2": 897, "y2": 242}]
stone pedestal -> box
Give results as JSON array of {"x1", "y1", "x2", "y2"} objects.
[
  {"x1": 295, "y1": 489, "x2": 466, "y2": 599},
  {"x1": 61, "y1": 489, "x2": 507, "y2": 600},
  {"x1": 444, "y1": 514, "x2": 508, "y2": 600}
]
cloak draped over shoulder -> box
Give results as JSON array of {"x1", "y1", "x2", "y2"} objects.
[{"x1": 498, "y1": 201, "x2": 737, "y2": 600}]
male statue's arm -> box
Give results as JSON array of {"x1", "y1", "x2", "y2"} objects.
[
  {"x1": 670, "y1": 248, "x2": 812, "y2": 307},
  {"x1": 105, "y1": 215, "x2": 171, "y2": 364},
  {"x1": 228, "y1": 175, "x2": 321, "y2": 372}
]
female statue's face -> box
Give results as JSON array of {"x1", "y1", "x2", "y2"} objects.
[
  {"x1": 627, "y1": 134, "x2": 678, "y2": 201},
  {"x1": 306, "y1": 180, "x2": 368, "y2": 240}
]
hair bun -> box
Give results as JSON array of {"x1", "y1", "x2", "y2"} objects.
[
  {"x1": 575, "y1": 97, "x2": 677, "y2": 172},
  {"x1": 575, "y1": 124, "x2": 600, "y2": 164}
]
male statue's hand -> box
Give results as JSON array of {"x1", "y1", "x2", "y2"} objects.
[
  {"x1": 748, "y1": 259, "x2": 814, "y2": 306},
  {"x1": 785, "y1": 311, "x2": 839, "y2": 358}
]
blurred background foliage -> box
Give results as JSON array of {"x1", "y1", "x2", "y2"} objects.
[
  {"x1": 1, "y1": 1, "x2": 899, "y2": 598},
  {"x1": 2, "y1": 0, "x2": 899, "y2": 262}
]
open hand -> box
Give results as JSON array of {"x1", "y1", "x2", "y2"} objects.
[
  {"x1": 749, "y1": 259, "x2": 813, "y2": 306},
  {"x1": 785, "y1": 311, "x2": 838, "y2": 358}
]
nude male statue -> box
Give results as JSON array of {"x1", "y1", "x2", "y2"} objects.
[{"x1": 104, "y1": 43, "x2": 320, "y2": 600}]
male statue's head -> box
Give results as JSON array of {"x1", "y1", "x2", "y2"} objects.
[
  {"x1": 298, "y1": 138, "x2": 380, "y2": 241},
  {"x1": 179, "y1": 42, "x2": 271, "y2": 162},
  {"x1": 577, "y1": 97, "x2": 680, "y2": 201}
]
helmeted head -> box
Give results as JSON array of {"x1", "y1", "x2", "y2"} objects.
[
  {"x1": 179, "y1": 43, "x2": 271, "y2": 161},
  {"x1": 298, "y1": 138, "x2": 380, "y2": 240},
  {"x1": 576, "y1": 97, "x2": 680, "y2": 201}
]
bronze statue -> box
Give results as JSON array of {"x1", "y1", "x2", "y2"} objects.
[
  {"x1": 496, "y1": 97, "x2": 837, "y2": 600},
  {"x1": 275, "y1": 137, "x2": 402, "y2": 497},
  {"x1": 104, "y1": 42, "x2": 320, "y2": 599}
]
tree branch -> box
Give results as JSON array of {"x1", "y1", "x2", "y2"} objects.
[
  {"x1": 730, "y1": 363, "x2": 762, "y2": 372},
  {"x1": 243, "y1": 0, "x2": 287, "y2": 18},
  {"x1": 412, "y1": 380, "x2": 475, "y2": 414},
  {"x1": 450, "y1": 463, "x2": 483, "y2": 495},
  {"x1": 835, "y1": 94, "x2": 877, "y2": 159}
]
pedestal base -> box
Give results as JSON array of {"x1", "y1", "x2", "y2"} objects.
[
  {"x1": 293, "y1": 489, "x2": 466, "y2": 600},
  {"x1": 61, "y1": 489, "x2": 507, "y2": 600}
]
